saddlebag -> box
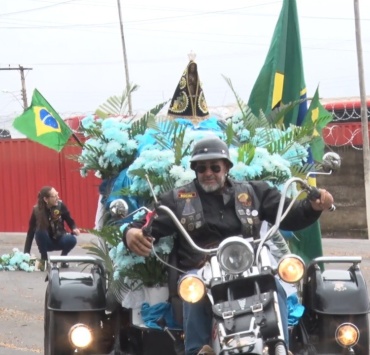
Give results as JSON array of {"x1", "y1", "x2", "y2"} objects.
[
  {"x1": 48, "y1": 266, "x2": 106, "y2": 311},
  {"x1": 211, "y1": 274, "x2": 280, "y2": 339},
  {"x1": 304, "y1": 258, "x2": 370, "y2": 315}
]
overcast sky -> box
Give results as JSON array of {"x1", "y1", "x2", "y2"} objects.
[{"x1": 1, "y1": 0, "x2": 369, "y2": 130}]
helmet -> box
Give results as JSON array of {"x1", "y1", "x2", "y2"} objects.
[{"x1": 190, "y1": 137, "x2": 233, "y2": 170}]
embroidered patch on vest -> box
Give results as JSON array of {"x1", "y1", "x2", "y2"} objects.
[
  {"x1": 178, "y1": 192, "x2": 197, "y2": 199},
  {"x1": 182, "y1": 199, "x2": 196, "y2": 215},
  {"x1": 238, "y1": 193, "x2": 252, "y2": 207}
]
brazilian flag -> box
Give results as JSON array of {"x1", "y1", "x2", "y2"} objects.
[
  {"x1": 12, "y1": 89, "x2": 72, "y2": 152},
  {"x1": 248, "y1": 0, "x2": 327, "y2": 263}
]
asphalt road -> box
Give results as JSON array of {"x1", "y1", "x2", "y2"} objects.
[{"x1": 1, "y1": 232, "x2": 370, "y2": 355}]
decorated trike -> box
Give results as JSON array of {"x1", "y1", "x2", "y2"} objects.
[{"x1": 43, "y1": 152, "x2": 370, "y2": 355}]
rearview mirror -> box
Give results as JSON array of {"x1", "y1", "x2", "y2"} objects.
[
  {"x1": 322, "y1": 152, "x2": 341, "y2": 173},
  {"x1": 109, "y1": 199, "x2": 129, "y2": 218}
]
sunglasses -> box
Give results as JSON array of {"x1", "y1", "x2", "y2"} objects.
[{"x1": 195, "y1": 164, "x2": 222, "y2": 174}]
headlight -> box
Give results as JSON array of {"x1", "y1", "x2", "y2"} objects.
[
  {"x1": 335, "y1": 323, "x2": 359, "y2": 348},
  {"x1": 178, "y1": 275, "x2": 205, "y2": 303},
  {"x1": 69, "y1": 323, "x2": 93, "y2": 349},
  {"x1": 278, "y1": 255, "x2": 305, "y2": 283},
  {"x1": 217, "y1": 237, "x2": 254, "y2": 275}
]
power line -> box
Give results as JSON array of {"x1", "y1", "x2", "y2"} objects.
[{"x1": 0, "y1": 0, "x2": 77, "y2": 17}]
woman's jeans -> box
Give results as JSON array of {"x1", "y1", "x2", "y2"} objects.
[
  {"x1": 35, "y1": 230, "x2": 77, "y2": 260},
  {"x1": 182, "y1": 271, "x2": 289, "y2": 355}
]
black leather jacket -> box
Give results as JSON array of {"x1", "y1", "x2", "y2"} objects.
[
  {"x1": 124, "y1": 178, "x2": 321, "y2": 270},
  {"x1": 24, "y1": 201, "x2": 77, "y2": 254}
]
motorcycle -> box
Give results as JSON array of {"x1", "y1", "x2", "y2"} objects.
[{"x1": 43, "y1": 152, "x2": 369, "y2": 355}]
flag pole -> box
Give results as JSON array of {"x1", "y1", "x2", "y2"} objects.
[
  {"x1": 117, "y1": 0, "x2": 132, "y2": 115},
  {"x1": 72, "y1": 132, "x2": 83, "y2": 148},
  {"x1": 353, "y1": 0, "x2": 370, "y2": 239}
]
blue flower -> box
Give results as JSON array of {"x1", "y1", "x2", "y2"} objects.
[
  {"x1": 81, "y1": 115, "x2": 96, "y2": 130},
  {"x1": 0, "y1": 249, "x2": 35, "y2": 271}
]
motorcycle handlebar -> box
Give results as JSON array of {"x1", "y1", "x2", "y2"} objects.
[
  {"x1": 155, "y1": 175, "x2": 335, "y2": 256},
  {"x1": 155, "y1": 177, "x2": 307, "y2": 256},
  {"x1": 157, "y1": 205, "x2": 218, "y2": 255}
]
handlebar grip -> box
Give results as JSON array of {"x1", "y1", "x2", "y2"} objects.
[
  {"x1": 307, "y1": 187, "x2": 321, "y2": 201},
  {"x1": 307, "y1": 187, "x2": 335, "y2": 212},
  {"x1": 142, "y1": 210, "x2": 156, "y2": 236},
  {"x1": 142, "y1": 227, "x2": 151, "y2": 237}
]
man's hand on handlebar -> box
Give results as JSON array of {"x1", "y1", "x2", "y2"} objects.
[
  {"x1": 309, "y1": 188, "x2": 334, "y2": 211},
  {"x1": 126, "y1": 228, "x2": 154, "y2": 256}
]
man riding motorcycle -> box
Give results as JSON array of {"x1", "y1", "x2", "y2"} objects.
[{"x1": 123, "y1": 136, "x2": 334, "y2": 355}]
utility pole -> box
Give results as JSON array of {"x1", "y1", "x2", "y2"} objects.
[
  {"x1": 353, "y1": 0, "x2": 370, "y2": 238},
  {"x1": 0, "y1": 65, "x2": 32, "y2": 111},
  {"x1": 19, "y1": 65, "x2": 29, "y2": 110},
  {"x1": 117, "y1": 0, "x2": 132, "y2": 115}
]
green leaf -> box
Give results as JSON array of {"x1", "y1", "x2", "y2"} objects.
[{"x1": 95, "y1": 83, "x2": 139, "y2": 118}]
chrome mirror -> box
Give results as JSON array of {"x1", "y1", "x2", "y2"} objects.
[
  {"x1": 109, "y1": 199, "x2": 129, "y2": 218},
  {"x1": 322, "y1": 152, "x2": 341, "y2": 173}
]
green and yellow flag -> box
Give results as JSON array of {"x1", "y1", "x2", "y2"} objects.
[
  {"x1": 248, "y1": 0, "x2": 306, "y2": 125},
  {"x1": 12, "y1": 89, "x2": 72, "y2": 152},
  {"x1": 302, "y1": 87, "x2": 333, "y2": 161},
  {"x1": 248, "y1": 0, "x2": 325, "y2": 263}
]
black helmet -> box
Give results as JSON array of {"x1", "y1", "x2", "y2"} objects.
[{"x1": 190, "y1": 137, "x2": 233, "y2": 170}]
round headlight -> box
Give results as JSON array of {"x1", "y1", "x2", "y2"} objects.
[
  {"x1": 217, "y1": 237, "x2": 254, "y2": 275},
  {"x1": 178, "y1": 275, "x2": 205, "y2": 303},
  {"x1": 278, "y1": 255, "x2": 305, "y2": 283},
  {"x1": 69, "y1": 323, "x2": 93, "y2": 349},
  {"x1": 336, "y1": 323, "x2": 359, "y2": 348}
]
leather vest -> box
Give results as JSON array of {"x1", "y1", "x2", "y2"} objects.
[
  {"x1": 47, "y1": 201, "x2": 65, "y2": 239},
  {"x1": 173, "y1": 180, "x2": 262, "y2": 239}
]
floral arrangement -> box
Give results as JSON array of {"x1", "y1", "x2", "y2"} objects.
[
  {"x1": 76, "y1": 89, "x2": 167, "y2": 181},
  {"x1": 77, "y1": 86, "x2": 332, "y2": 300},
  {"x1": 123, "y1": 112, "x2": 315, "y2": 200},
  {"x1": 109, "y1": 233, "x2": 174, "y2": 289},
  {"x1": 78, "y1": 115, "x2": 140, "y2": 180},
  {"x1": 0, "y1": 248, "x2": 35, "y2": 272},
  {"x1": 83, "y1": 208, "x2": 174, "y2": 296},
  {"x1": 111, "y1": 209, "x2": 174, "y2": 289}
]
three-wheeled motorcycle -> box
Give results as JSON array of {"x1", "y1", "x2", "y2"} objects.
[{"x1": 43, "y1": 152, "x2": 370, "y2": 354}]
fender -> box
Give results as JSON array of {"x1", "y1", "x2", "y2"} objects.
[
  {"x1": 47, "y1": 256, "x2": 107, "y2": 312},
  {"x1": 304, "y1": 256, "x2": 370, "y2": 315}
]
